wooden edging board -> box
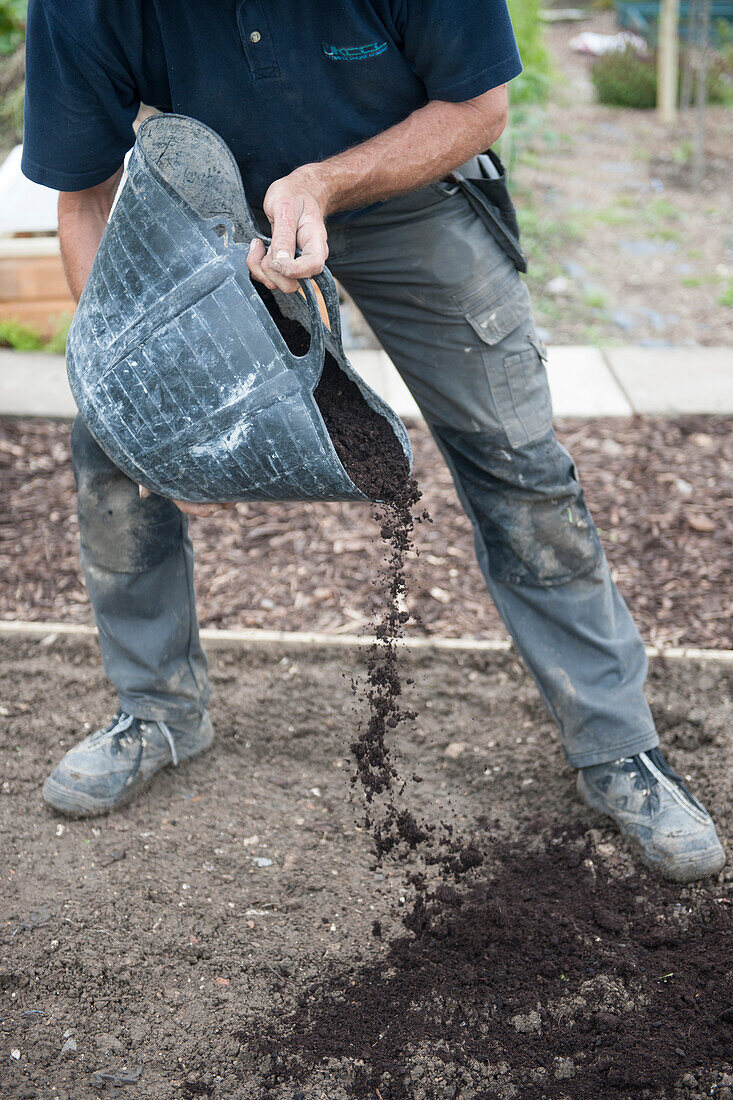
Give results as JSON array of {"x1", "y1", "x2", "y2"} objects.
[{"x1": 0, "y1": 619, "x2": 732, "y2": 663}]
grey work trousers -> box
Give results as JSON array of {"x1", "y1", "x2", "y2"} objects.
[{"x1": 71, "y1": 181, "x2": 658, "y2": 768}]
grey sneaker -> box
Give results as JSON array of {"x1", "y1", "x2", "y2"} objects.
[
  {"x1": 42, "y1": 710, "x2": 214, "y2": 817},
  {"x1": 578, "y1": 748, "x2": 725, "y2": 883}
]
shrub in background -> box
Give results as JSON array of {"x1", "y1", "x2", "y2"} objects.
[
  {"x1": 0, "y1": 74, "x2": 22, "y2": 138},
  {"x1": 717, "y1": 18, "x2": 733, "y2": 72},
  {"x1": 592, "y1": 46, "x2": 658, "y2": 107},
  {"x1": 592, "y1": 45, "x2": 733, "y2": 108}
]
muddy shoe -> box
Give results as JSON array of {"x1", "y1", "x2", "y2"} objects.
[
  {"x1": 577, "y1": 748, "x2": 725, "y2": 883},
  {"x1": 42, "y1": 711, "x2": 214, "y2": 817}
]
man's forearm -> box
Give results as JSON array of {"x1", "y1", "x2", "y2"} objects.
[
  {"x1": 302, "y1": 89, "x2": 509, "y2": 217},
  {"x1": 58, "y1": 168, "x2": 123, "y2": 301}
]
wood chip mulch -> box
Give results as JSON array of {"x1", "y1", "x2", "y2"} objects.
[{"x1": 1, "y1": 415, "x2": 730, "y2": 649}]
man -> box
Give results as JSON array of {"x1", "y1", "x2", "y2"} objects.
[{"x1": 22, "y1": 0, "x2": 724, "y2": 882}]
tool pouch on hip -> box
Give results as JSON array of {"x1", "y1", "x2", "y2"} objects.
[{"x1": 453, "y1": 150, "x2": 528, "y2": 274}]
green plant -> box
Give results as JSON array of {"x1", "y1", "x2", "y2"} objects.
[
  {"x1": 584, "y1": 288, "x2": 608, "y2": 310},
  {"x1": 579, "y1": 324, "x2": 608, "y2": 344},
  {"x1": 0, "y1": 0, "x2": 26, "y2": 56},
  {"x1": 576, "y1": 202, "x2": 633, "y2": 228},
  {"x1": 0, "y1": 314, "x2": 71, "y2": 352},
  {"x1": 592, "y1": 45, "x2": 733, "y2": 109},
  {"x1": 508, "y1": 0, "x2": 552, "y2": 105},
  {"x1": 647, "y1": 198, "x2": 681, "y2": 222},
  {"x1": 514, "y1": 201, "x2": 582, "y2": 300},
  {"x1": 592, "y1": 47, "x2": 658, "y2": 108},
  {"x1": 44, "y1": 315, "x2": 72, "y2": 354},
  {"x1": 687, "y1": 48, "x2": 729, "y2": 104},
  {"x1": 715, "y1": 17, "x2": 733, "y2": 66},
  {"x1": 672, "y1": 140, "x2": 694, "y2": 165},
  {"x1": 0, "y1": 317, "x2": 45, "y2": 351},
  {"x1": 652, "y1": 226, "x2": 683, "y2": 242},
  {"x1": 717, "y1": 281, "x2": 733, "y2": 308}
]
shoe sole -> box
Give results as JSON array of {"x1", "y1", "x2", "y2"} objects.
[
  {"x1": 42, "y1": 716, "x2": 215, "y2": 818},
  {"x1": 577, "y1": 773, "x2": 725, "y2": 884}
]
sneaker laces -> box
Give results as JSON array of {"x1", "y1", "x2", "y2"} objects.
[
  {"x1": 622, "y1": 748, "x2": 709, "y2": 823},
  {"x1": 89, "y1": 712, "x2": 179, "y2": 767},
  {"x1": 88, "y1": 711, "x2": 137, "y2": 749},
  {"x1": 155, "y1": 720, "x2": 179, "y2": 767}
]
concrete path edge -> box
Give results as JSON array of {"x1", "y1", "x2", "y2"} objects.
[{"x1": 1, "y1": 346, "x2": 732, "y2": 419}]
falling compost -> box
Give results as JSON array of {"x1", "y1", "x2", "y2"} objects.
[
  {"x1": 256, "y1": 283, "x2": 494, "y2": 949},
  {"x1": 255, "y1": 282, "x2": 483, "y2": 904},
  {"x1": 255, "y1": 284, "x2": 411, "y2": 502}
]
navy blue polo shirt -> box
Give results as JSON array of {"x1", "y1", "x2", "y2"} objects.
[{"x1": 22, "y1": 0, "x2": 522, "y2": 214}]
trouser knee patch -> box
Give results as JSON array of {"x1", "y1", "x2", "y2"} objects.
[
  {"x1": 433, "y1": 424, "x2": 603, "y2": 587},
  {"x1": 71, "y1": 415, "x2": 182, "y2": 573}
]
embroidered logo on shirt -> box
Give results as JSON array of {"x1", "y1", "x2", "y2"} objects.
[{"x1": 322, "y1": 41, "x2": 388, "y2": 62}]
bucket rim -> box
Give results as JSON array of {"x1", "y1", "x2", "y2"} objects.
[{"x1": 134, "y1": 112, "x2": 259, "y2": 238}]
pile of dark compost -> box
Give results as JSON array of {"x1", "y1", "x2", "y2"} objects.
[
  {"x1": 248, "y1": 828, "x2": 731, "y2": 1100},
  {"x1": 1, "y1": 637, "x2": 730, "y2": 1099},
  {"x1": 1, "y1": 416, "x2": 729, "y2": 649}
]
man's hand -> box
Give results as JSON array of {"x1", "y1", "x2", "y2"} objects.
[
  {"x1": 138, "y1": 485, "x2": 236, "y2": 518},
  {"x1": 247, "y1": 167, "x2": 330, "y2": 295}
]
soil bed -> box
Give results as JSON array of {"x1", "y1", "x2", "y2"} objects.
[
  {"x1": 1, "y1": 415, "x2": 730, "y2": 649},
  {"x1": 0, "y1": 636, "x2": 731, "y2": 1099}
]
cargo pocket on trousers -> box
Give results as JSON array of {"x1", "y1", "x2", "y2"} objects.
[
  {"x1": 464, "y1": 280, "x2": 553, "y2": 449},
  {"x1": 494, "y1": 347, "x2": 554, "y2": 449}
]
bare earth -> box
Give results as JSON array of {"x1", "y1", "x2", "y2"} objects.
[{"x1": 0, "y1": 635, "x2": 731, "y2": 1099}]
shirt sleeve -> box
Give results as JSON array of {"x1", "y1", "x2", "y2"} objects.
[
  {"x1": 21, "y1": 0, "x2": 140, "y2": 191},
  {"x1": 397, "y1": 0, "x2": 523, "y2": 102}
]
